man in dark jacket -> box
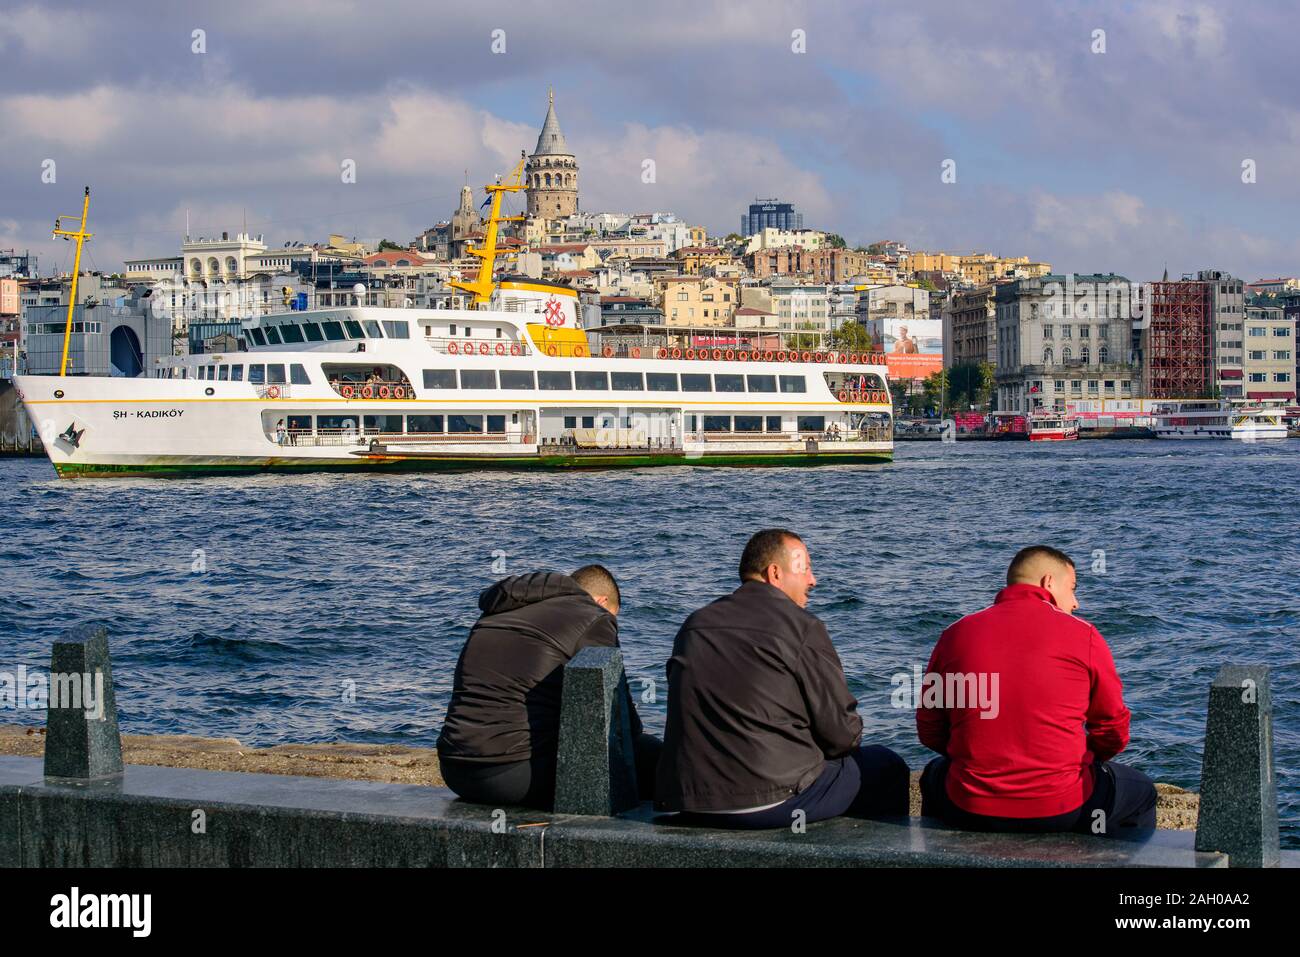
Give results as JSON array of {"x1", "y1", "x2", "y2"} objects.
[
  {"x1": 655, "y1": 529, "x2": 909, "y2": 828},
  {"x1": 437, "y1": 565, "x2": 660, "y2": 810}
]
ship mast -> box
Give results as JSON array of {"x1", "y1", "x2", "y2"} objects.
[
  {"x1": 52, "y1": 186, "x2": 93, "y2": 376},
  {"x1": 449, "y1": 153, "x2": 527, "y2": 307}
]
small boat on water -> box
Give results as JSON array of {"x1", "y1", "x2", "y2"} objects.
[
  {"x1": 1152, "y1": 400, "x2": 1287, "y2": 441},
  {"x1": 1028, "y1": 411, "x2": 1079, "y2": 442}
]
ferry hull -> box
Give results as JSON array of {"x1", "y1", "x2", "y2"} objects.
[{"x1": 49, "y1": 449, "x2": 892, "y2": 478}]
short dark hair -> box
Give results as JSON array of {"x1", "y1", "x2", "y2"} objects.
[
  {"x1": 572, "y1": 564, "x2": 620, "y2": 607},
  {"x1": 1006, "y1": 545, "x2": 1075, "y2": 585},
  {"x1": 739, "y1": 529, "x2": 802, "y2": 582}
]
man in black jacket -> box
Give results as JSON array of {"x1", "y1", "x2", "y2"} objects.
[
  {"x1": 437, "y1": 565, "x2": 659, "y2": 810},
  {"x1": 655, "y1": 529, "x2": 909, "y2": 828}
]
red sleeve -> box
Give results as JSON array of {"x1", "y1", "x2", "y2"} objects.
[
  {"x1": 916, "y1": 637, "x2": 950, "y2": 756},
  {"x1": 1084, "y1": 628, "x2": 1130, "y2": 761}
]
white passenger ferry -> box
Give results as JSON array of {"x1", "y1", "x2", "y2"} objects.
[
  {"x1": 1152, "y1": 400, "x2": 1287, "y2": 441},
  {"x1": 15, "y1": 167, "x2": 893, "y2": 478}
]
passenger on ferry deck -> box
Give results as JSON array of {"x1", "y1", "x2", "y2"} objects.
[
  {"x1": 655, "y1": 529, "x2": 909, "y2": 828},
  {"x1": 438, "y1": 565, "x2": 660, "y2": 811},
  {"x1": 917, "y1": 545, "x2": 1157, "y2": 838}
]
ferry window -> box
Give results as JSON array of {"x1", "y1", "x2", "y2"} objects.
[
  {"x1": 448, "y1": 414, "x2": 484, "y2": 433},
  {"x1": 765, "y1": 415, "x2": 782, "y2": 432},
  {"x1": 249, "y1": 328, "x2": 268, "y2": 346},
  {"x1": 703, "y1": 415, "x2": 731, "y2": 432},
  {"x1": 779, "y1": 375, "x2": 807, "y2": 393},
  {"x1": 575, "y1": 371, "x2": 609, "y2": 390},
  {"x1": 460, "y1": 369, "x2": 497, "y2": 389},
  {"x1": 681, "y1": 373, "x2": 711, "y2": 392},
  {"x1": 539, "y1": 371, "x2": 571, "y2": 390},
  {"x1": 647, "y1": 372, "x2": 678, "y2": 391},
  {"x1": 218, "y1": 365, "x2": 230, "y2": 381},
  {"x1": 248, "y1": 364, "x2": 266, "y2": 384},
  {"x1": 734, "y1": 416, "x2": 763, "y2": 432},
  {"x1": 582, "y1": 416, "x2": 595, "y2": 429},
  {"x1": 321, "y1": 321, "x2": 346, "y2": 341},
  {"x1": 382, "y1": 321, "x2": 410, "y2": 339},
  {"x1": 264, "y1": 326, "x2": 283, "y2": 345},
  {"x1": 267, "y1": 364, "x2": 287, "y2": 385},
  {"x1": 279, "y1": 324, "x2": 305, "y2": 344},
  {"x1": 343, "y1": 319, "x2": 365, "y2": 338},
  {"x1": 407, "y1": 414, "x2": 444, "y2": 433},
  {"x1": 487, "y1": 415, "x2": 506, "y2": 433},
  {"x1": 500, "y1": 370, "x2": 535, "y2": 390},
  {"x1": 301, "y1": 322, "x2": 324, "y2": 342},
  {"x1": 290, "y1": 364, "x2": 311, "y2": 385},
  {"x1": 611, "y1": 372, "x2": 644, "y2": 391},
  {"x1": 796, "y1": 415, "x2": 825, "y2": 432},
  {"x1": 230, "y1": 365, "x2": 244, "y2": 381},
  {"x1": 363, "y1": 415, "x2": 403, "y2": 432},
  {"x1": 364, "y1": 320, "x2": 383, "y2": 338},
  {"x1": 449, "y1": 324, "x2": 457, "y2": 336},
  {"x1": 714, "y1": 374, "x2": 745, "y2": 393},
  {"x1": 423, "y1": 369, "x2": 456, "y2": 389},
  {"x1": 564, "y1": 416, "x2": 577, "y2": 428},
  {"x1": 317, "y1": 415, "x2": 358, "y2": 432},
  {"x1": 747, "y1": 375, "x2": 777, "y2": 392},
  {"x1": 288, "y1": 415, "x2": 312, "y2": 434},
  {"x1": 496, "y1": 327, "x2": 503, "y2": 338}
]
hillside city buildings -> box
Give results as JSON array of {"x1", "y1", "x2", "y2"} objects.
[{"x1": 6, "y1": 93, "x2": 1296, "y2": 411}]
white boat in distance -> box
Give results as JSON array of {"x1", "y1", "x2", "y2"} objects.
[
  {"x1": 16, "y1": 162, "x2": 894, "y2": 478},
  {"x1": 1152, "y1": 400, "x2": 1287, "y2": 440}
]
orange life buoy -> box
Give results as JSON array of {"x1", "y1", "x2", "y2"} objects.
[
  {"x1": 510, "y1": 343, "x2": 521, "y2": 356},
  {"x1": 837, "y1": 354, "x2": 848, "y2": 364},
  {"x1": 496, "y1": 343, "x2": 506, "y2": 355},
  {"x1": 340, "y1": 384, "x2": 354, "y2": 399},
  {"x1": 394, "y1": 386, "x2": 406, "y2": 399},
  {"x1": 764, "y1": 351, "x2": 774, "y2": 362},
  {"x1": 685, "y1": 348, "x2": 696, "y2": 360},
  {"x1": 379, "y1": 385, "x2": 391, "y2": 399},
  {"x1": 573, "y1": 345, "x2": 586, "y2": 357},
  {"x1": 657, "y1": 347, "x2": 668, "y2": 359},
  {"x1": 838, "y1": 389, "x2": 849, "y2": 402},
  {"x1": 724, "y1": 349, "x2": 735, "y2": 361},
  {"x1": 814, "y1": 352, "x2": 826, "y2": 363},
  {"x1": 776, "y1": 351, "x2": 787, "y2": 362},
  {"x1": 602, "y1": 345, "x2": 614, "y2": 358},
  {"x1": 631, "y1": 347, "x2": 641, "y2": 359},
  {"x1": 671, "y1": 348, "x2": 682, "y2": 360},
  {"x1": 447, "y1": 341, "x2": 459, "y2": 355},
  {"x1": 361, "y1": 385, "x2": 374, "y2": 399},
  {"x1": 711, "y1": 349, "x2": 723, "y2": 361},
  {"x1": 798, "y1": 351, "x2": 809, "y2": 363},
  {"x1": 266, "y1": 385, "x2": 280, "y2": 399},
  {"x1": 736, "y1": 351, "x2": 748, "y2": 362},
  {"x1": 848, "y1": 353, "x2": 859, "y2": 364},
  {"x1": 478, "y1": 343, "x2": 490, "y2": 355},
  {"x1": 546, "y1": 344, "x2": 559, "y2": 357},
  {"x1": 698, "y1": 349, "x2": 710, "y2": 360}
]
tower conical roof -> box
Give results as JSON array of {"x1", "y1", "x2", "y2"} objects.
[{"x1": 532, "y1": 89, "x2": 570, "y2": 157}]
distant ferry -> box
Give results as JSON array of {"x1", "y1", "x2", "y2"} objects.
[
  {"x1": 14, "y1": 166, "x2": 893, "y2": 478},
  {"x1": 1028, "y1": 411, "x2": 1079, "y2": 442},
  {"x1": 1152, "y1": 400, "x2": 1287, "y2": 440}
]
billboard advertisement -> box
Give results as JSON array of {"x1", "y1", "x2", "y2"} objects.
[{"x1": 872, "y1": 315, "x2": 943, "y2": 380}]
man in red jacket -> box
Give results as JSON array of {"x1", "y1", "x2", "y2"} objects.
[{"x1": 917, "y1": 545, "x2": 1156, "y2": 837}]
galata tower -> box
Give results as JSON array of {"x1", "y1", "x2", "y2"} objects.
[{"x1": 525, "y1": 89, "x2": 579, "y2": 219}]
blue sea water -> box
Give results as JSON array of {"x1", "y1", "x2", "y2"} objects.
[{"x1": 1, "y1": 440, "x2": 1297, "y2": 845}]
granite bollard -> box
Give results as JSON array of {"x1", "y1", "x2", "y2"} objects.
[
  {"x1": 43, "y1": 624, "x2": 123, "y2": 782},
  {"x1": 553, "y1": 646, "x2": 639, "y2": 816},
  {"x1": 1194, "y1": 664, "x2": 1279, "y2": 868}
]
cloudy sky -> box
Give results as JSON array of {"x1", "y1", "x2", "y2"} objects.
[{"x1": 2, "y1": 0, "x2": 1297, "y2": 281}]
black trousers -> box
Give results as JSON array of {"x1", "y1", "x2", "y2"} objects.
[
  {"x1": 920, "y1": 755, "x2": 1158, "y2": 838},
  {"x1": 441, "y1": 733, "x2": 662, "y2": 811},
  {"x1": 676, "y1": 745, "x2": 910, "y2": 830}
]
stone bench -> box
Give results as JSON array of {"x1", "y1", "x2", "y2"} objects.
[{"x1": 0, "y1": 626, "x2": 1290, "y2": 868}]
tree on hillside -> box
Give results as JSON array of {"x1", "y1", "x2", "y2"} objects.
[
  {"x1": 824, "y1": 233, "x2": 847, "y2": 249},
  {"x1": 828, "y1": 320, "x2": 873, "y2": 353},
  {"x1": 377, "y1": 239, "x2": 404, "y2": 252}
]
